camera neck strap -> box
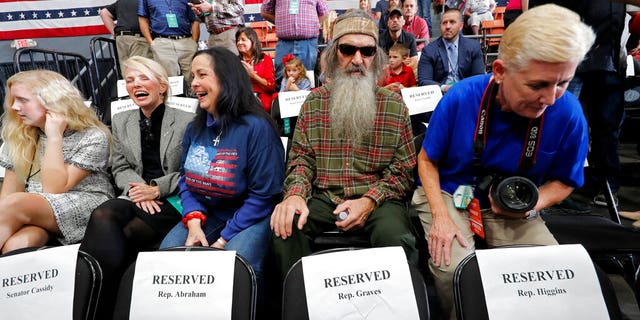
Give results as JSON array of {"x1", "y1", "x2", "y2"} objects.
[{"x1": 473, "y1": 77, "x2": 544, "y2": 175}]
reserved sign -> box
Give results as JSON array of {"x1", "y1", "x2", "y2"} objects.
[
  {"x1": 400, "y1": 85, "x2": 442, "y2": 115},
  {"x1": 0, "y1": 244, "x2": 80, "y2": 319},
  {"x1": 302, "y1": 247, "x2": 419, "y2": 320},
  {"x1": 279, "y1": 90, "x2": 311, "y2": 118},
  {"x1": 166, "y1": 96, "x2": 199, "y2": 113},
  {"x1": 129, "y1": 250, "x2": 236, "y2": 320},
  {"x1": 475, "y1": 244, "x2": 609, "y2": 320},
  {"x1": 117, "y1": 76, "x2": 185, "y2": 97},
  {"x1": 110, "y1": 97, "x2": 198, "y2": 119}
]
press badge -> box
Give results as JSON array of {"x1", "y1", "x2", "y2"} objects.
[
  {"x1": 166, "y1": 13, "x2": 179, "y2": 28},
  {"x1": 289, "y1": 0, "x2": 299, "y2": 14},
  {"x1": 453, "y1": 184, "x2": 473, "y2": 209},
  {"x1": 468, "y1": 198, "x2": 485, "y2": 239}
]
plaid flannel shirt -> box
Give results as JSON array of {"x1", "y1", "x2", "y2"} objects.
[
  {"x1": 261, "y1": 0, "x2": 329, "y2": 40},
  {"x1": 204, "y1": 0, "x2": 245, "y2": 31},
  {"x1": 283, "y1": 86, "x2": 416, "y2": 206}
]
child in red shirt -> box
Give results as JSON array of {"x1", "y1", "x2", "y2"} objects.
[{"x1": 378, "y1": 43, "x2": 416, "y2": 93}]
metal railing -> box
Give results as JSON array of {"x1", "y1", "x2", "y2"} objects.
[
  {"x1": 14, "y1": 47, "x2": 101, "y2": 118},
  {"x1": 89, "y1": 37, "x2": 120, "y2": 123}
]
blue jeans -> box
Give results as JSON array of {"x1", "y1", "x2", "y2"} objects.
[
  {"x1": 417, "y1": 0, "x2": 433, "y2": 35},
  {"x1": 160, "y1": 215, "x2": 272, "y2": 286},
  {"x1": 274, "y1": 38, "x2": 318, "y2": 89}
]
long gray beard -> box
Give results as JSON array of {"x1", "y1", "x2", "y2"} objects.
[{"x1": 329, "y1": 66, "x2": 377, "y2": 144}]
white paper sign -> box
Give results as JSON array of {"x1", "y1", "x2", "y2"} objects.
[
  {"x1": 168, "y1": 76, "x2": 186, "y2": 96},
  {"x1": 0, "y1": 244, "x2": 80, "y2": 320},
  {"x1": 129, "y1": 250, "x2": 236, "y2": 320},
  {"x1": 400, "y1": 85, "x2": 442, "y2": 115},
  {"x1": 167, "y1": 96, "x2": 199, "y2": 113},
  {"x1": 281, "y1": 137, "x2": 289, "y2": 161},
  {"x1": 279, "y1": 90, "x2": 311, "y2": 118},
  {"x1": 302, "y1": 247, "x2": 420, "y2": 320},
  {"x1": 110, "y1": 99, "x2": 139, "y2": 118},
  {"x1": 627, "y1": 55, "x2": 635, "y2": 77},
  {"x1": 110, "y1": 97, "x2": 198, "y2": 119},
  {"x1": 475, "y1": 244, "x2": 609, "y2": 320},
  {"x1": 117, "y1": 76, "x2": 185, "y2": 97}
]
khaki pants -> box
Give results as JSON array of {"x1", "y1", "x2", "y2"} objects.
[
  {"x1": 150, "y1": 37, "x2": 197, "y2": 85},
  {"x1": 207, "y1": 27, "x2": 239, "y2": 55},
  {"x1": 115, "y1": 35, "x2": 152, "y2": 78},
  {"x1": 411, "y1": 187, "x2": 558, "y2": 320}
]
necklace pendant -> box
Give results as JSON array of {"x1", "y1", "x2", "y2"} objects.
[{"x1": 213, "y1": 136, "x2": 220, "y2": 146}]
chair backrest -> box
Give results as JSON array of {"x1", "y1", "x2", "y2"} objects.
[
  {"x1": 89, "y1": 36, "x2": 120, "y2": 123},
  {"x1": 481, "y1": 19, "x2": 504, "y2": 49},
  {"x1": 1, "y1": 246, "x2": 103, "y2": 320},
  {"x1": 113, "y1": 246, "x2": 256, "y2": 320},
  {"x1": 249, "y1": 21, "x2": 269, "y2": 41},
  {"x1": 453, "y1": 252, "x2": 622, "y2": 320},
  {"x1": 282, "y1": 247, "x2": 430, "y2": 320},
  {"x1": 493, "y1": 6, "x2": 506, "y2": 20}
]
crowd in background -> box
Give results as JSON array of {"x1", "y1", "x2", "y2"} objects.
[{"x1": 2, "y1": 1, "x2": 640, "y2": 319}]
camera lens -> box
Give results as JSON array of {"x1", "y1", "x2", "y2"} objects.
[{"x1": 491, "y1": 176, "x2": 539, "y2": 213}]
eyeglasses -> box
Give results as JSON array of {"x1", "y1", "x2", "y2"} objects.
[
  {"x1": 338, "y1": 44, "x2": 377, "y2": 57},
  {"x1": 139, "y1": 117, "x2": 155, "y2": 144}
]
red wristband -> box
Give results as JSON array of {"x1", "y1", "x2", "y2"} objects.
[{"x1": 182, "y1": 212, "x2": 207, "y2": 228}]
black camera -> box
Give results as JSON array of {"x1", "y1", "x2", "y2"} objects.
[{"x1": 477, "y1": 174, "x2": 539, "y2": 213}]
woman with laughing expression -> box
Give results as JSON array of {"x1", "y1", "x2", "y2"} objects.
[
  {"x1": 160, "y1": 47, "x2": 284, "y2": 298},
  {"x1": 80, "y1": 56, "x2": 194, "y2": 318}
]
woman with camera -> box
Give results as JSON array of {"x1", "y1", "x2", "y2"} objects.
[{"x1": 411, "y1": 5, "x2": 595, "y2": 318}]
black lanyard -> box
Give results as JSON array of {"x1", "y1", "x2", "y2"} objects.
[{"x1": 472, "y1": 78, "x2": 544, "y2": 176}]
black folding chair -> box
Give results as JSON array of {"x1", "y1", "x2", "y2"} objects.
[
  {"x1": 113, "y1": 246, "x2": 256, "y2": 320},
  {"x1": 270, "y1": 97, "x2": 299, "y2": 138},
  {"x1": 282, "y1": 247, "x2": 431, "y2": 320},
  {"x1": 1, "y1": 246, "x2": 103, "y2": 320},
  {"x1": 89, "y1": 36, "x2": 120, "y2": 124},
  {"x1": 453, "y1": 252, "x2": 622, "y2": 320}
]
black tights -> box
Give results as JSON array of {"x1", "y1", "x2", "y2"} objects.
[{"x1": 80, "y1": 199, "x2": 177, "y2": 320}]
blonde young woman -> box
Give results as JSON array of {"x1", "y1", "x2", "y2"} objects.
[{"x1": 0, "y1": 70, "x2": 113, "y2": 253}]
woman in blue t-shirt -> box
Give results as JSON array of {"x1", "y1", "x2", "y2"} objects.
[{"x1": 160, "y1": 47, "x2": 285, "y2": 293}]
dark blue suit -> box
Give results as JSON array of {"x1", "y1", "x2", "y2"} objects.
[{"x1": 417, "y1": 36, "x2": 485, "y2": 86}]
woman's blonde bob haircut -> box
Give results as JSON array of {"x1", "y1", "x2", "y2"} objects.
[
  {"x1": 1, "y1": 70, "x2": 110, "y2": 181},
  {"x1": 498, "y1": 4, "x2": 595, "y2": 71},
  {"x1": 121, "y1": 56, "x2": 171, "y2": 104}
]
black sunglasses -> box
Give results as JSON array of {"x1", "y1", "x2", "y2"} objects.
[
  {"x1": 139, "y1": 117, "x2": 155, "y2": 143},
  {"x1": 338, "y1": 44, "x2": 377, "y2": 57}
]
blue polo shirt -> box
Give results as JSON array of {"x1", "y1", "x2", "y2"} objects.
[
  {"x1": 138, "y1": 0, "x2": 196, "y2": 36},
  {"x1": 422, "y1": 73, "x2": 589, "y2": 208}
]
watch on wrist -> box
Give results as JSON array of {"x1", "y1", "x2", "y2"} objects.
[{"x1": 524, "y1": 210, "x2": 538, "y2": 220}]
